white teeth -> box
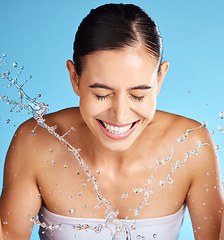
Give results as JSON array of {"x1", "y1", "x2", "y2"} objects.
[{"x1": 102, "y1": 121, "x2": 132, "y2": 134}]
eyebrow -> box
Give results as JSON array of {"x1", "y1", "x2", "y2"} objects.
[
  {"x1": 89, "y1": 83, "x2": 113, "y2": 90},
  {"x1": 89, "y1": 83, "x2": 151, "y2": 90}
]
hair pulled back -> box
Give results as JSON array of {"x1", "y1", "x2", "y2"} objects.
[{"x1": 73, "y1": 3, "x2": 163, "y2": 76}]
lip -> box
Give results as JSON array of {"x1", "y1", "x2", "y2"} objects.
[{"x1": 96, "y1": 119, "x2": 140, "y2": 140}]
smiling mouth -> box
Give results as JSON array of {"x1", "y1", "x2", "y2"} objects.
[{"x1": 98, "y1": 120, "x2": 137, "y2": 135}]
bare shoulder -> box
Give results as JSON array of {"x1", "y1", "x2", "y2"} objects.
[
  {"x1": 156, "y1": 110, "x2": 211, "y2": 143},
  {"x1": 15, "y1": 107, "x2": 81, "y2": 139},
  {"x1": 155, "y1": 111, "x2": 218, "y2": 172},
  {"x1": 43, "y1": 107, "x2": 82, "y2": 128},
  {"x1": 5, "y1": 107, "x2": 82, "y2": 167}
]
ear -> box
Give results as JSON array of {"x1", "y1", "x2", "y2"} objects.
[
  {"x1": 156, "y1": 61, "x2": 169, "y2": 96},
  {"x1": 66, "y1": 60, "x2": 80, "y2": 96}
]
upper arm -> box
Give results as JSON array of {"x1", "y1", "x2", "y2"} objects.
[
  {"x1": 0, "y1": 120, "x2": 42, "y2": 240},
  {"x1": 187, "y1": 126, "x2": 224, "y2": 240}
]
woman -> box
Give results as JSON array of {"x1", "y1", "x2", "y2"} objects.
[{"x1": 0, "y1": 3, "x2": 223, "y2": 240}]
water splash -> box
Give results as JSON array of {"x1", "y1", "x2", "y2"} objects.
[
  {"x1": 177, "y1": 121, "x2": 207, "y2": 143},
  {"x1": 0, "y1": 55, "x2": 214, "y2": 238}
]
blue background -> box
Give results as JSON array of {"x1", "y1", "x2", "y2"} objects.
[{"x1": 0, "y1": 0, "x2": 223, "y2": 239}]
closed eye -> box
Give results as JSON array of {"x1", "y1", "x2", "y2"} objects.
[
  {"x1": 96, "y1": 94, "x2": 144, "y2": 102},
  {"x1": 96, "y1": 94, "x2": 110, "y2": 101},
  {"x1": 130, "y1": 95, "x2": 144, "y2": 102}
]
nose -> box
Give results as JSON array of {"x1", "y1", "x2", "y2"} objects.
[{"x1": 112, "y1": 94, "x2": 129, "y2": 123}]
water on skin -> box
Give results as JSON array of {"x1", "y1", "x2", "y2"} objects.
[{"x1": 0, "y1": 56, "x2": 221, "y2": 239}]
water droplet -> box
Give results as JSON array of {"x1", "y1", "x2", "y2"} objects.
[
  {"x1": 121, "y1": 192, "x2": 128, "y2": 199},
  {"x1": 37, "y1": 193, "x2": 41, "y2": 198},
  {"x1": 3, "y1": 53, "x2": 6, "y2": 57},
  {"x1": 31, "y1": 129, "x2": 36, "y2": 135},
  {"x1": 131, "y1": 224, "x2": 136, "y2": 230},
  {"x1": 134, "y1": 209, "x2": 139, "y2": 217},
  {"x1": 156, "y1": 158, "x2": 164, "y2": 165},
  {"x1": 188, "y1": 90, "x2": 191, "y2": 93},
  {"x1": 194, "y1": 149, "x2": 199, "y2": 155},
  {"x1": 68, "y1": 209, "x2": 75, "y2": 214},
  {"x1": 220, "y1": 111, "x2": 224, "y2": 120},
  {"x1": 206, "y1": 172, "x2": 210, "y2": 176},
  {"x1": 51, "y1": 159, "x2": 57, "y2": 164},
  {"x1": 4, "y1": 61, "x2": 7, "y2": 65},
  {"x1": 96, "y1": 170, "x2": 100, "y2": 174},
  {"x1": 48, "y1": 225, "x2": 54, "y2": 230},
  {"x1": 115, "y1": 225, "x2": 122, "y2": 232},
  {"x1": 49, "y1": 149, "x2": 53, "y2": 153},
  {"x1": 55, "y1": 224, "x2": 61, "y2": 229},
  {"x1": 211, "y1": 130, "x2": 215, "y2": 134},
  {"x1": 0, "y1": 57, "x2": 2, "y2": 61},
  {"x1": 28, "y1": 75, "x2": 32, "y2": 79},
  {"x1": 64, "y1": 164, "x2": 67, "y2": 168},
  {"x1": 3, "y1": 221, "x2": 8, "y2": 225},
  {"x1": 78, "y1": 191, "x2": 82, "y2": 196},
  {"x1": 133, "y1": 187, "x2": 142, "y2": 194},
  {"x1": 37, "y1": 94, "x2": 41, "y2": 98},
  {"x1": 159, "y1": 180, "x2": 166, "y2": 186},
  {"x1": 202, "y1": 203, "x2": 206, "y2": 206},
  {"x1": 13, "y1": 62, "x2": 18, "y2": 67},
  {"x1": 72, "y1": 224, "x2": 82, "y2": 230},
  {"x1": 153, "y1": 233, "x2": 158, "y2": 238},
  {"x1": 77, "y1": 171, "x2": 80, "y2": 175},
  {"x1": 218, "y1": 126, "x2": 224, "y2": 133},
  {"x1": 202, "y1": 121, "x2": 207, "y2": 127},
  {"x1": 216, "y1": 145, "x2": 220, "y2": 150},
  {"x1": 136, "y1": 235, "x2": 141, "y2": 239},
  {"x1": 204, "y1": 217, "x2": 207, "y2": 220},
  {"x1": 5, "y1": 119, "x2": 10, "y2": 124}
]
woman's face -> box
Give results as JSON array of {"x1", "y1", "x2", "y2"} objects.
[{"x1": 68, "y1": 47, "x2": 168, "y2": 152}]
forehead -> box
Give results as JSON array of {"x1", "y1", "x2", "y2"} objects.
[{"x1": 81, "y1": 48, "x2": 159, "y2": 86}]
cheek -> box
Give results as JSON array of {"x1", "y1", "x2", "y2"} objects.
[
  {"x1": 134, "y1": 96, "x2": 157, "y2": 120},
  {"x1": 79, "y1": 96, "x2": 108, "y2": 119},
  {"x1": 79, "y1": 97, "x2": 96, "y2": 118}
]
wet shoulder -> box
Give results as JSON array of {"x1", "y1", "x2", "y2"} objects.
[
  {"x1": 15, "y1": 107, "x2": 79, "y2": 136},
  {"x1": 156, "y1": 110, "x2": 207, "y2": 138},
  {"x1": 156, "y1": 111, "x2": 215, "y2": 161},
  {"x1": 10, "y1": 107, "x2": 82, "y2": 161},
  {"x1": 43, "y1": 107, "x2": 83, "y2": 132}
]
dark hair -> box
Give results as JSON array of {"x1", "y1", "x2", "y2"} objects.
[{"x1": 73, "y1": 3, "x2": 163, "y2": 76}]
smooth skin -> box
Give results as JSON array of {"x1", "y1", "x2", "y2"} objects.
[
  {"x1": 220, "y1": 214, "x2": 224, "y2": 239},
  {"x1": 0, "y1": 47, "x2": 223, "y2": 240}
]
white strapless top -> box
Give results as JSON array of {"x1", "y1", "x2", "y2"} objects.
[{"x1": 38, "y1": 204, "x2": 186, "y2": 240}]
